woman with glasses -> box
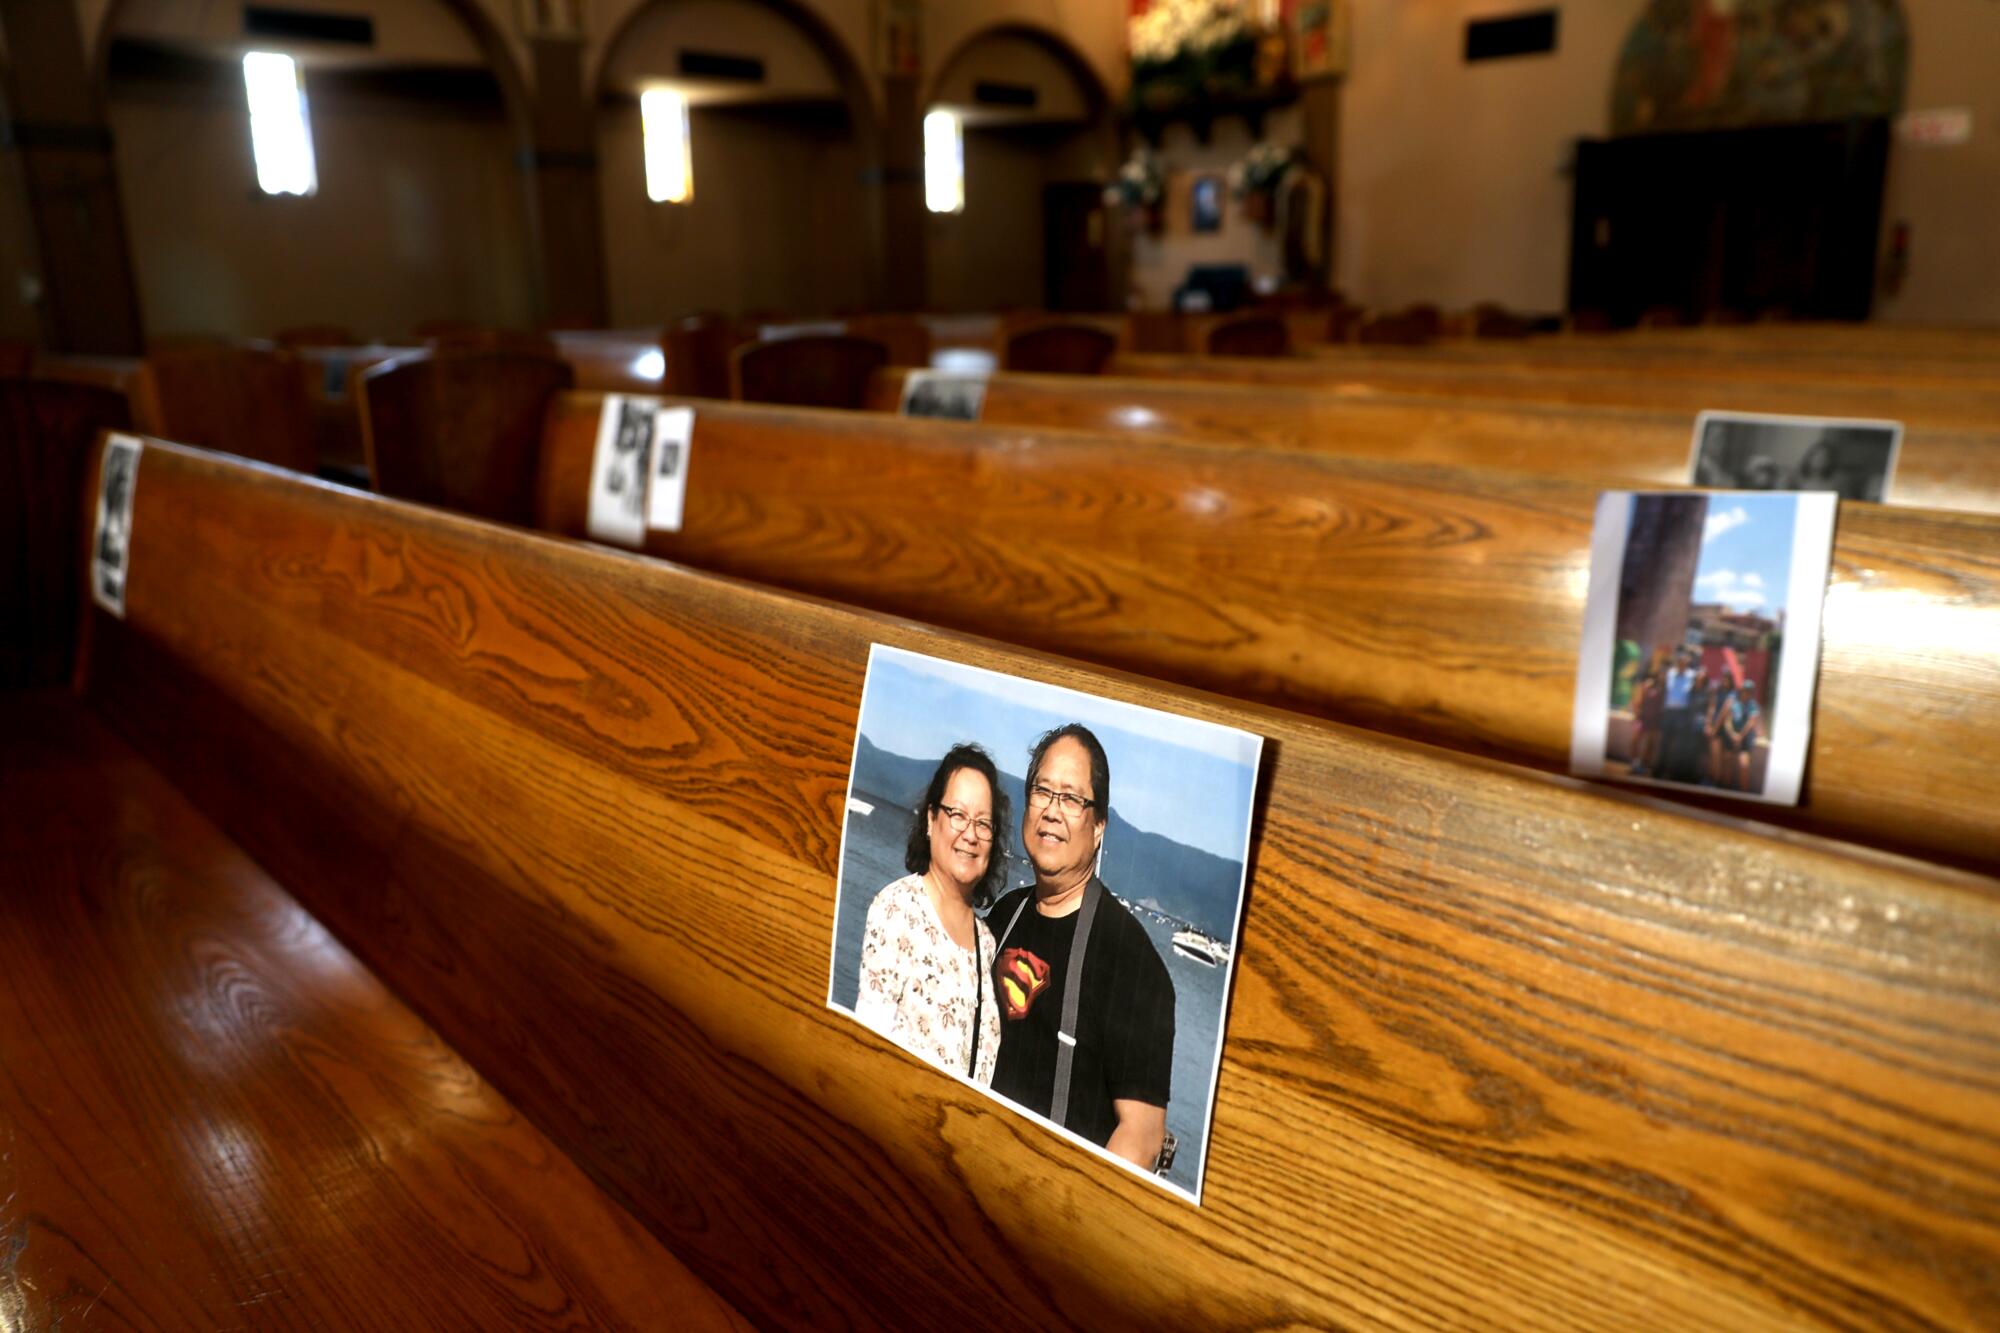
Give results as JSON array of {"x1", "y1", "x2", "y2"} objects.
[{"x1": 854, "y1": 743, "x2": 1012, "y2": 1085}]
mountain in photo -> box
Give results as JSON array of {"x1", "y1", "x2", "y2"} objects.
[{"x1": 850, "y1": 734, "x2": 1244, "y2": 941}]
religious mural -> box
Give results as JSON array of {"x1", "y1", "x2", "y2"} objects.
[{"x1": 1611, "y1": 0, "x2": 1908, "y2": 136}]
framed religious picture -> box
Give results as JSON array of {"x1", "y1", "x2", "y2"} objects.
[
  {"x1": 1190, "y1": 174, "x2": 1224, "y2": 233},
  {"x1": 1293, "y1": 0, "x2": 1351, "y2": 81}
]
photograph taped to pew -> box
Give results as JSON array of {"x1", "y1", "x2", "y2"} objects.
[
  {"x1": 898, "y1": 369, "x2": 989, "y2": 422},
  {"x1": 828, "y1": 644, "x2": 1262, "y2": 1204},
  {"x1": 1571, "y1": 490, "x2": 1838, "y2": 806},
  {"x1": 1690, "y1": 410, "x2": 1902, "y2": 502},
  {"x1": 646, "y1": 405, "x2": 695, "y2": 533},
  {"x1": 90, "y1": 434, "x2": 143, "y2": 617},
  {"x1": 588, "y1": 394, "x2": 692, "y2": 545}
]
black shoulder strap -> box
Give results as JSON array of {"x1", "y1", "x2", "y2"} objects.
[
  {"x1": 996, "y1": 892, "x2": 1032, "y2": 950},
  {"x1": 1050, "y1": 878, "x2": 1102, "y2": 1127}
]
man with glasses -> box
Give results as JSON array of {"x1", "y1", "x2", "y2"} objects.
[{"x1": 987, "y1": 724, "x2": 1176, "y2": 1171}]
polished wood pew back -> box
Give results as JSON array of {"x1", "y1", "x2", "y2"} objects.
[
  {"x1": 138, "y1": 342, "x2": 317, "y2": 473},
  {"x1": 84, "y1": 439, "x2": 2000, "y2": 1327},
  {"x1": 535, "y1": 395, "x2": 2000, "y2": 874},
  {"x1": 1108, "y1": 352, "x2": 2000, "y2": 431},
  {"x1": 359, "y1": 348, "x2": 575, "y2": 523},
  {"x1": 866, "y1": 368, "x2": 2000, "y2": 514},
  {"x1": 730, "y1": 333, "x2": 887, "y2": 408}
]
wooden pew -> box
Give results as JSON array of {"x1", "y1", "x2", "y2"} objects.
[
  {"x1": 359, "y1": 348, "x2": 575, "y2": 523},
  {"x1": 0, "y1": 379, "x2": 130, "y2": 687},
  {"x1": 536, "y1": 396, "x2": 2000, "y2": 875},
  {"x1": 1004, "y1": 322, "x2": 1119, "y2": 374},
  {"x1": 290, "y1": 342, "x2": 418, "y2": 474},
  {"x1": 137, "y1": 342, "x2": 317, "y2": 473},
  {"x1": 866, "y1": 368, "x2": 2000, "y2": 514},
  {"x1": 1309, "y1": 339, "x2": 2000, "y2": 391},
  {"x1": 73, "y1": 437, "x2": 2000, "y2": 1326},
  {"x1": 0, "y1": 693, "x2": 744, "y2": 1330},
  {"x1": 1107, "y1": 352, "x2": 2000, "y2": 432},
  {"x1": 730, "y1": 333, "x2": 887, "y2": 408}
]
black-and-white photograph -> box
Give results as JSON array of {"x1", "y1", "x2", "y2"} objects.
[
  {"x1": 646, "y1": 405, "x2": 695, "y2": 532},
  {"x1": 91, "y1": 435, "x2": 143, "y2": 617},
  {"x1": 587, "y1": 393, "x2": 657, "y2": 547},
  {"x1": 828, "y1": 645, "x2": 1262, "y2": 1204},
  {"x1": 898, "y1": 370, "x2": 989, "y2": 422},
  {"x1": 1689, "y1": 411, "x2": 1901, "y2": 502}
]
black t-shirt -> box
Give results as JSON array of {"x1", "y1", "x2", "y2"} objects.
[{"x1": 986, "y1": 880, "x2": 1175, "y2": 1148}]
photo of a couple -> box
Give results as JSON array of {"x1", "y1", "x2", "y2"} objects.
[{"x1": 828, "y1": 645, "x2": 1262, "y2": 1204}]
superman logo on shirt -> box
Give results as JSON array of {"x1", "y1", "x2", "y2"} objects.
[{"x1": 996, "y1": 947, "x2": 1050, "y2": 1020}]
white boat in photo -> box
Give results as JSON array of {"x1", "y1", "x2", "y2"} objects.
[
  {"x1": 845, "y1": 797, "x2": 875, "y2": 817},
  {"x1": 1171, "y1": 929, "x2": 1228, "y2": 968}
]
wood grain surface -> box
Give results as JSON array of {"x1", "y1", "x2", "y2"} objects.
[
  {"x1": 1109, "y1": 353, "x2": 2000, "y2": 431},
  {"x1": 138, "y1": 344, "x2": 318, "y2": 474},
  {"x1": 0, "y1": 693, "x2": 746, "y2": 1331},
  {"x1": 536, "y1": 395, "x2": 2000, "y2": 875},
  {"x1": 359, "y1": 349, "x2": 575, "y2": 523},
  {"x1": 866, "y1": 368, "x2": 2000, "y2": 514},
  {"x1": 86, "y1": 439, "x2": 2000, "y2": 1329},
  {"x1": 1306, "y1": 340, "x2": 2000, "y2": 390}
]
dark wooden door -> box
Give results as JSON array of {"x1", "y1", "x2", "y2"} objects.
[
  {"x1": 1043, "y1": 182, "x2": 1111, "y2": 312},
  {"x1": 1568, "y1": 119, "x2": 1890, "y2": 326}
]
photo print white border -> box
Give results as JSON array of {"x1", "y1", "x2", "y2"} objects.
[
  {"x1": 588, "y1": 395, "x2": 696, "y2": 545},
  {"x1": 897, "y1": 369, "x2": 989, "y2": 423},
  {"x1": 826, "y1": 642, "x2": 1264, "y2": 1206},
  {"x1": 90, "y1": 433, "x2": 144, "y2": 618},
  {"x1": 1571, "y1": 489, "x2": 1839, "y2": 806},
  {"x1": 1688, "y1": 409, "x2": 1903, "y2": 502}
]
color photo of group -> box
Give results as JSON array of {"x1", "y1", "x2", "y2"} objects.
[
  {"x1": 826, "y1": 645, "x2": 1262, "y2": 1204},
  {"x1": 1571, "y1": 490, "x2": 1838, "y2": 806}
]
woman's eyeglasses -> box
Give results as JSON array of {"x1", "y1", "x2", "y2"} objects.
[
  {"x1": 936, "y1": 803, "x2": 994, "y2": 841},
  {"x1": 1026, "y1": 784, "x2": 1094, "y2": 818}
]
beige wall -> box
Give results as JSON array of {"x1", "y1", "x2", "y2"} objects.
[
  {"x1": 1337, "y1": 0, "x2": 1638, "y2": 315},
  {"x1": 599, "y1": 100, "x2": 872, "y2": 321},
  {"x1": 1338, "y1": 0, "x2": 2000, "y2": 324},
  {"x1": 932, "y1": 29, "x2": 1092, "y2": 123},
  {"x1": 593, "y1": 0, "x2": 874, "y2": 115},
  {"x1": 108, "y1": 61, "x2": 535, "y2": 340},
  {"x1": 599, "y1": 0, "x2": 843, "y2": 102},
  {"x1": 1876, "y1": 0, "x2": 2000, "y2": 324}
]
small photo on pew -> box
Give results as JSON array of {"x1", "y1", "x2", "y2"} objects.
[
  {"x1": 586, "y1": 395, "x2": 694, "y2": 547},
  {"x1": 1571, "y1": 490, "x2": 1839, "y2": 806},
  {"x1": 1690, "y1": 410, "x2": 1901, "y2": 502},
  {"x1": 828, "y1": 645, "x2": 1261, "y2": 1205},
  {"x1": 91, "y1": 433, "x2": 143, "y2": 618},
  {"x1": 899, "y1": 369, "x2": 988, "y2": 422}
]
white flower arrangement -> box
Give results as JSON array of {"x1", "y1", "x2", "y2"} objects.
[
  {"x1": 1129, "y1": 0, "x2": 1251, "y2": 66},
  {"x1": 1103, "y1": 147, "x2": 1166, "y2": 211},
  {"x1": 1227, "y1": 141, "x2": 1296, "y2": 198}
]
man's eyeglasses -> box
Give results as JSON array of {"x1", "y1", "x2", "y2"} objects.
[
  {"x1": 936, "y1": 803, "x2": 994, "y2": 841},
  {"x1": 1027, "y1": 783, "x2": 1095, "y2": 818}
]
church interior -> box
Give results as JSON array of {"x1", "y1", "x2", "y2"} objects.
[{"x1": 3, "y1": 0, "x2": 1998, "y2": 1326}]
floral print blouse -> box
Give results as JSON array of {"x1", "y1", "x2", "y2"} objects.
[{"x1": 854, "y1": 874, "x2": 1000, "y2": 1086}]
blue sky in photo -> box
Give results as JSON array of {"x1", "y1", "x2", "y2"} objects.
[
  {"x1": 1691, "y1": 493, "x2": 1798, "y2": 618},
  {"x1": 856, "y1": 647, "x2": 1262, "y2": 861}
]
